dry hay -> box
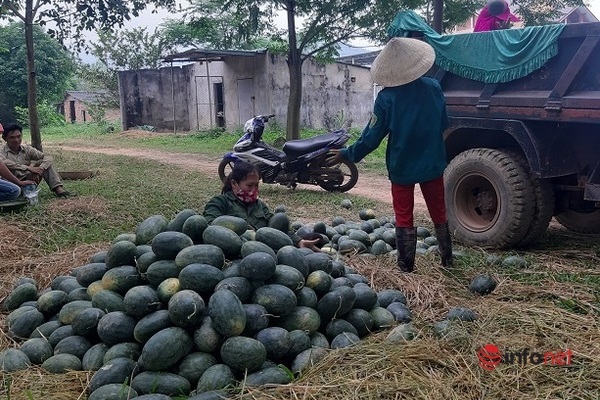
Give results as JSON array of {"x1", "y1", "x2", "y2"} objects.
[
  {"x1": 0, "y1": 242, "x2": 107, "y2": 300},
  {"x1": 45, "y1": 196, "x2": 109, "y2": 219},
  {"x1": 2, "y1": 238, "x2": 600, "y2": 398},
  {"x1": 0, "y1": 224, "x2": 36, "y2": 260},
  {"x1": 0, "y1": 368, "x2": 91, "y2": 400}
]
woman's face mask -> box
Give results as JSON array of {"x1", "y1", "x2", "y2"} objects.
[
  {"x1": 235, "y1": 187, "x2": 259, "y2": 203},
  {"x1": 232, "y1": 171, "x2": 260, "y2": 203}
]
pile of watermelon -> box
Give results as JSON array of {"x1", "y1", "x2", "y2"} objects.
[{"x1": 1, "y1": 208, "x2": 423, "y2": 399}]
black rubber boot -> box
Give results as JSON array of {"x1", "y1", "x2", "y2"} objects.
[
  {"x1": 395, "y1": 227, "x2": 417, "y2": 272},
  {"x1": 435, "y1": 222, "x2": 453, "y2": 268}
]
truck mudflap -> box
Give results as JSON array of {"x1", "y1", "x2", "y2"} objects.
[{"x1": 584, "y1": 161, "x2": 600, "y2": 202}]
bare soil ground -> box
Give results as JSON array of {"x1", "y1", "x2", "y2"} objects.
[{"x1": 55, "y1": 144, "x2": 428, "y2": 212}]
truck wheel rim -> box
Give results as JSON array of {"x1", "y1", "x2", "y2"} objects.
[{"x1": 453, "y1": 173, "x2": 500, "y2": 232}]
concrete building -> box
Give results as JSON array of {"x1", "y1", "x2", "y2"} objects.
[
  {"x1": 117, "y1": 49, "x2": 374, "y2": 132},
  {"x1": 61, "y1": 91, "x2": 120, "y2": 124}
]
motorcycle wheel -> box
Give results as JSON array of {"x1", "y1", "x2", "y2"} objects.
[
  {"x1": 318, "y1": 159, "x2": 359, "y2": 192},
  {"x1": 218, "y1": 159, "x2": 235, "y2": 183}
]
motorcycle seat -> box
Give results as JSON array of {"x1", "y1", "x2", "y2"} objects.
[{"x1": 283, "y1": 133, "x2": 342, "y2": 157}]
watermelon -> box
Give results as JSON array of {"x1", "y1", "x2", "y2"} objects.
[
  {"x1": 123, "y1": 285, "x2": 161, "y2": 319},
  {"x1": 251, "y1": 284, "x2": 297, "y2": 316},
  {"x1": 239, "y1": 251, "x2": 276, "y2": 281},
  {"x1": 101, "y1": 265, "x2": 143, "y2": 294},
  {"x1": 175, "y1": 244, "x2": 225, "y2": 269},
  {"x1": 255, "y1": 327, "x2": 292, "y2": 360},
  {"x1": 193, "y1": 317, "x2": 223, "y2": 354},
  {"x1": 214, "y1": 277, "x2": 253, "y2": 303},
  {"x1": 105, "y1": 240, "x2": 137, "y2": 268},
  {"x1": 136, "y1": 214, "x2": 168, "y2": 245},
  {"x1": 177, "y1": 352, "x2": 217, "y2": 387},
  {"x1": 255, "y1": 227, "x2": 293, "y2": 251},
  {"x1": 276, "y1": 306, "x2": 321, "y2": 334},
  {"x1": 103, "y1": 342, "x2": 141, "y2": 363},
  {"x1": 133, "y1": 310, "x2": 173, "y2": 344},
  {"x1": 208, "y1": 289, "x2": 246, "y2": 337},
  {"x1": 151, "y1": 231, "x2": 194, "y2": 260},
  {"x1": 82, "y1": 343, "x2": 109, "y2": 371},
  {"x1": 268, "y1": 212, "x2": 290, "y2": 233},
  {"x1": 88, "y1": 384, "x2": 138, "y2": 400},
  {"x1": 2, "y1": 282, "x2": 37, "y2": 311},
  {"x1": 210, "y1": 215, "x2": 248, "y2": 235},
  {"x1": 0, "y1": 348, "x2": 31, "y2": 372},
  {"x1": 179, "y1": 263, "x2": 224, "y2": 294},
  {"x1": 54, "y1": 335, "x2": 93, "y2": 359},
  {"x1": 97, "y1": 311, "x2": 137, "y2": 345},
  {"x1": 138, "y1": 327, "x2": 193, "y2": 371},
  {"x1": 245, "y1": 366, "x2": 292, "y2": 386},
  {"x1": 168, "y1": 290, "x2": 205, "y2": 329},
  {"x1": 21, "y1": 338, "x2": 53, "y2": 365},
  {"x1": 167, "y1": 209, "x2": 198, "y2": 232},
  {"x1": 182, "y1": 215, "x2": 209, "y2": 244},
  {"x1": 220, "y1": 336, "x2": 266, "y2": 372},
  {"x1": 88, "y1": 357, "x2": 138, "y2": 392},
  {"x1": 195, "y1": 364, "x2": 235, "y2": 393},
  {"x1": 131, "y1": 371, "x2": 191, "y2": 396},
  {"x1": 41, "y1": 353, "x2": 82, "y2": 373}
]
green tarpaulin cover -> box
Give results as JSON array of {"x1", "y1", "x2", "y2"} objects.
[{"x1": 388, "y1": 11, "x2": 565, "y2": 83}]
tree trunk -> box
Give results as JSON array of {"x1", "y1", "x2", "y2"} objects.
[
  {"x1": 432, "y1": 0, "x2": 444, "y2": 33},
  {"x1": 285, "y1": 0, "x2": 302, "y2": 140},
  {"x1": 25, "y1": 0, "x2": 42, "y2": 150},
  {"x1": 286, "y1": 56, "x2": 303, "y2": 140}
]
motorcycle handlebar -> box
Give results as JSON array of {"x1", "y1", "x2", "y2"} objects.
[{"x1": 256, "y1": 114, "x2": 276, "y2": 121}]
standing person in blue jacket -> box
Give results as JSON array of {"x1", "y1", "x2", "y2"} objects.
[{"x1": 332, "y1": 37, "x2": 452, "y2": 272}]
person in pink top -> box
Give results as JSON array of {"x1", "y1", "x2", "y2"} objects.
[{"x1": 474, "y1": 0, "x2": 520, "y2": 32}]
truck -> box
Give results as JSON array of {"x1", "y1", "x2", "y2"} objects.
[{"x1": 422, "y1": 21, "x2": 600, "y2": 248}]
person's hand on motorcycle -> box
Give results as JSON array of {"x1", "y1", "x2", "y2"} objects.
[
  {"x1": 328, "y1": 149, "x2": 345, "y2": 165},
  {"x1": 298, "y1": 238, "x2": 321, "y2": 252}
]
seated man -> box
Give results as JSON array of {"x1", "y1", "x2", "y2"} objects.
[
  {"x1": 0, "y1": 123, "x2": 75, "y2": 197},
  {"x1": 0, "y1": 160, "x2": 35, "y2": 201}
]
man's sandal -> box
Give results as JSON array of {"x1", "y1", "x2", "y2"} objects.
[{"x1": 55, "y1": 191, "x2": 77, "y2": 198}]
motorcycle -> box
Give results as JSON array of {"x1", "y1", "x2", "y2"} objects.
[{"x1": 218, "y1": 114, "x2": 359, "y2": 192}]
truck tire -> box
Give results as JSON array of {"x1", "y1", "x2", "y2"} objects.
[
  {"x1": 555, "y1": 208, "x2": 600, "y2": 234},
  {"x1": 444, "y1": 148, "x2": 535, "y2": 249},
  {"x1": 504, "y1": 150, "x2": 555, "y2": 247},
  {"x1": 517, "y1": 177, "x2": 554, "y2": 247}
]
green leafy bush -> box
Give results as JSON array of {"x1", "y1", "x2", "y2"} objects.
[{"x1": 14, "y1": 102, "x2": 66, "y2": 127}]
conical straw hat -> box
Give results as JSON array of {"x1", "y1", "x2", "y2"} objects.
[{"x1": 370, "y1": 38, "x2": 436, "y2": 87}]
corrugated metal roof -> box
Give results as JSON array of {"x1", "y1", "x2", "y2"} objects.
[
  {"x1": 163, "y1": 48, "x2": 267, "y2": 62},
  {"x1": 65, "y1": 90, "x2": 110, "y2": 103}
]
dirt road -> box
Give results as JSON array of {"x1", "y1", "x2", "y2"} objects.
[{"x1": 54, "y1": 145, "x2": 428, "y2": 212}]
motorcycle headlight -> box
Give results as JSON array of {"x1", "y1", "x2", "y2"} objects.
[{"x1": 234, "y1": 139, "x2": 253, "y2": 152}]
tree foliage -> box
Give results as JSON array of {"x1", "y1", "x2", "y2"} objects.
[
  {"x1": 162, "y1": 0, "x2": 276, "y2": 50},
  {"x1": 511, "y1": 0, "x2": 585, "y2": 26},
  {"x1": 77, "y1": 26, "x2": 176, "y2": 117},
  {"x1": 89, "y1": 27, "x2": 175, "y2": 70},
  {"x1": 0, "y1": 0, "x2": 176, "y2": 149},
  {"x1": 0, "y1": 22, "x2": 74, "y2": 124}
]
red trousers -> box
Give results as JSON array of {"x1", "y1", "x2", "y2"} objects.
[{"x1": 392, "y1": 175, "x2": 447, "y2": 228}]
